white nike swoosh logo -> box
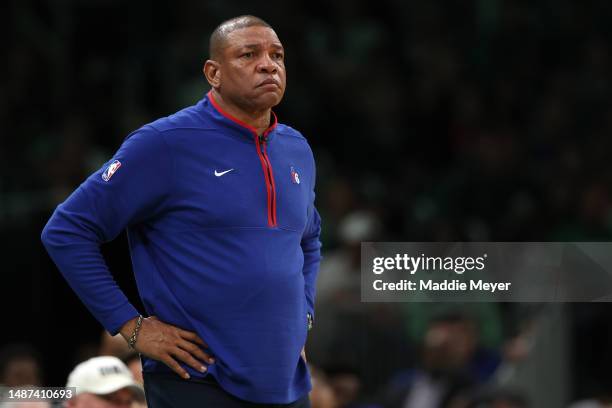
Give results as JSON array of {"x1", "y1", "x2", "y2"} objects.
[{"x1": 214, "y1": 169, "x2": 234, "y2": 177}]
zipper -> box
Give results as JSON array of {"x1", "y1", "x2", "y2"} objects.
[
  {"x1": 255, "y1": 133, "x2": 277, "y2": 227},
  {"x1": 206, "y1": 91, "x2": 278, "y2": 226}
]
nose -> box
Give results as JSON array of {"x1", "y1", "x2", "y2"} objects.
[{"x1": 256, "y1": 54, "x2": 278, "y2": 74}]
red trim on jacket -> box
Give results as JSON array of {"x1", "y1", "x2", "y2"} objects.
[
  {"x1": 208, "y1": 91, "x2": 278, "y2": 136},
  {"x1": 254, "y1": 135, "x2": 274, "y2": 227},
  {"x1": 262, "y1": 142, "x2": 277, "y2": 226},
  {"x1": 208, "y1": 90, "x2": 278, "y2": 227}
]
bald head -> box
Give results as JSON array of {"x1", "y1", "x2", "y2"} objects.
[
  {"x1": 203, "y1": 15, "x2": 286, "y2": 115},
  {"x1": 209, "y1": 15, "x2": 272, "y2": 61}
]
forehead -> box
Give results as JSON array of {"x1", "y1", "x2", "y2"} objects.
[{"x1": 224, "y1": 26, "x2": 282, "y2": 49}]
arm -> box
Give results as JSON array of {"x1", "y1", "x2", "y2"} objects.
[
  {"x1": 300, "y1": 157, "x2": 321, "y2": 363},
  {"x1": 301, "y1": 152, "x2": 322, "y2": 326},
  {"x1": 41, "y1": 127, "x2": 212, "y2": 378},
  {"x1": 41, "y1": 126, "x2": 170, "y2": 334},
  {"x1": 302, "y1": 206, "x2": 322, "y2": 322}
]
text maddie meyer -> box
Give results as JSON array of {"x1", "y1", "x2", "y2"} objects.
[{"x1": 372, "y1": 279, "x2": 511, "y2": 293}]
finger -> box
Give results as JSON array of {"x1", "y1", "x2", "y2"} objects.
[
  {"x1": 161, "y1": 355, "x2": 191, "y2": 379},
  {"x1": 179, "y1": 340, "x2": 215, "y2": 364},
  {"x1": 179, "y1": 330, "x2": 208, "y2": 347},
  {"x1": 171, "y1": 348, "x2": 208, "y2": 373}
]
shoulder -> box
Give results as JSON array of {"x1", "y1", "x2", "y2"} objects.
[
  {"x1": 276, "y1": 124, "x2": 314, "y2": 154},
  {"x1": 275, "y1": 124, "x2": 317, "y2": 175},
  {"x1": 144, "y1": 102, "x2": 210, "y2": 134},
  {"x1": 115, "y1": 124, "x2": 167, "y2": 160},
  {"x1": 276, "y1": 123, "x2": 307, "y2": 141}
]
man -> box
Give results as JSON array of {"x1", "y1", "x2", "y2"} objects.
[
  {"x1": 0, "y1": 344, "x2": 43, "y2": 388},
  {"x1": 41, "y1": 15, "x2": 321, "y2": 407},
  {"x1": 64, "y1": 356, "x2": 144, "y2": 408}
]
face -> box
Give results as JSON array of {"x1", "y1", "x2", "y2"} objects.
[
  {"x1": 2, "y1": 358, "x2": 41, "y2": 387},
  {"x1": 423, "y1": 321, "x2": 477, "y2": 371},
  {"x1": 68, "y1": 389, "x2": 135, "y2": 408},
  {"x1": 206, "y1": 26, "x2": 286, "y2": 113}
]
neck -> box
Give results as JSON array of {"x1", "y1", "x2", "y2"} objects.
[{"x1": 210, "y1": 89, "x2": 271, "y2": 135}]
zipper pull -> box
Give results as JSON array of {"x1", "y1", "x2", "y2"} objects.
[{"x1": 258, "y1": 134, "x2": 267, "y2": 145}]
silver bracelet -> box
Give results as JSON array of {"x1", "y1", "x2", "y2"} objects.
[{"x1": 128, "y1": 315, "x2": 144, "y2": 350}]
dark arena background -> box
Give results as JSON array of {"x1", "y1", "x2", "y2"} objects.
[{"x1": 3, "y1": 1, "x2": 612, "y2": 407}]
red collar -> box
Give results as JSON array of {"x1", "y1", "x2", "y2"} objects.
[{"x1": 207, "y1": 91, "x2": 278, "y2": 137}]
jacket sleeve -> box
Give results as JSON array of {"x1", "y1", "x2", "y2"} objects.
[
  {"x1": 301, "y1": 151, "x2": 322, "y2": 323},
  {"x1": 40, "y1": 125, "x2": 172, "y2": 335}
]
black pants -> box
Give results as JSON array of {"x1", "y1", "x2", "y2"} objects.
[{"x1": 143, "y1": 372, "x2": 311, "y2": 408}]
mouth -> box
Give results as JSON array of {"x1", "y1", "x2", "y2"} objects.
[{"x1": 257, "y1": 78, "x2": 280, "y2": 88}]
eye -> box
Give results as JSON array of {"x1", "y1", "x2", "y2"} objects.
[
  {"x1": 272, "y1": 52, "x2": 284, "y2": 61},
  {"x1": 242, "y1": 52, "x2": 254, "y2": 59}
]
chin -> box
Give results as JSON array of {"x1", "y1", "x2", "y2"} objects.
[{"x1": 255, "y1": 91, "x2": 284, "y2": 109}]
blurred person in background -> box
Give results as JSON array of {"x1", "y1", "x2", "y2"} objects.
[
  {"x1": 122, "y1": 354, "x2": 144, "y2": 388},
  {"x1": 315, "y1": 210, "x2": 381, "y2": 304},
  {"x1": 64, "y1": 356, "x2": 145, "y2": 408},
  {"x1": 0, "y1": 401, "x2": 51, "y2": 408},
  {"x1": 325, "y1": 366, "x2": 365, "y2": 408},
  {"x1": 447, "y1": 386, "x2": 529, "y2": 408},
  {"x1": 568, "y1": 394, "x2": 612, "y2": 408},
  {"x1": 309, "y1": 365, "x2": 338, "y2": 408},
  {"x1": 0, "y1": 344, "x2": 43, "y2": 388},
  {"x1": 41, "y1": 14, "x2": 320, "y2": 408},
  {"x1": 97, "y1": 330, "x2": 144, "y2": 386},
  {"x1": 382, "y1": 313, "x2": 501, "y2": 408},
  {"x1": 312, "y1": 210, "x2": 413, "y2": 399}
]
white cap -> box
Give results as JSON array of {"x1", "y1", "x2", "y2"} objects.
[{"x1": 66, "y1": 356, "x2": 144, "y2": 399}]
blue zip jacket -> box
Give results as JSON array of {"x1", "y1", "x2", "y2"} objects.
[{"x1": 41, "y1": 92, "x2": 322, "y2": 404}]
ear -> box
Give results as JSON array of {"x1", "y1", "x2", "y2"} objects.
[{"x1": 203, "y1": 60, "x2": 221, "y2": 88}]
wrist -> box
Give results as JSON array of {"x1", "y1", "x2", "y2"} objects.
[
  {"x1": 119, "y1": 316, "x2": 140, "y2": 342},
  {"x1": 127, "y1": 315, "x2": 144, "y2": 350}
]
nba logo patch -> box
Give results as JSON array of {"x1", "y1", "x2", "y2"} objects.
[
  {"x1": 290, "y1": 166, "x2": 300, "y2": 185},
  {"x1": 102, "y1": 160, "x2": 122, "y2": 182}
]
